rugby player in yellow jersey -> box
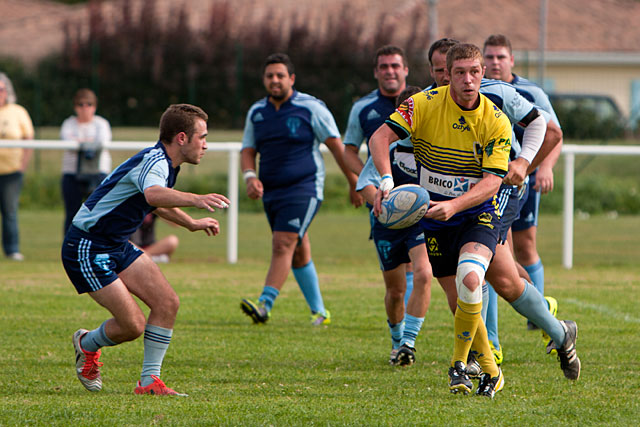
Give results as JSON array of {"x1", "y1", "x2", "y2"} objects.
[{"x1": 370, "y1": 43, "x2": 511, "y2": 397}]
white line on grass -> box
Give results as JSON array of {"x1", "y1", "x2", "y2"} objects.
[{"x1": 563, "y1": 298, "x2": 640, "y2": 324}]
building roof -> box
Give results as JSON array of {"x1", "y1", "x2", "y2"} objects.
[{"x1": 1, "y1": 0, "x2": 640, "y2": 67}]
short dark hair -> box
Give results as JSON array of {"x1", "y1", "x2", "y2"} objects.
[
  {"x1": 483, "y1": 34, "x2": 513, "y2": 54},
  {"x1": 159, "y1": 104, "x2": 208, "y2": 144},
  {"x1": 446, "y1": 43, "x2": 484, "y2": 72},
  {"x1": 374, "y1": 45, "x2": 407, "y2": 68},
  {"x1": 428, "y1": 38, "x2": 460, "y2": 64},
  {"x1": 73, "y1": 88, "x2": 97, "y2": 106},
  {"x1": 263, "y1": 53, "x2": 295, "y2": 75},
  {"x1": 396, "y1": 85, "x2": 422, "y2": 108}
]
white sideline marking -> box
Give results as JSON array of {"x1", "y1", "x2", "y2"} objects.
[{"x1": 563, "y1": 298, "x2": 640, "y2": 324}]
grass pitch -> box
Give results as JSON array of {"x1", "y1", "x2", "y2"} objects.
[{"x1": 1, "y1": 209, "x2": 639, "y2": 425}]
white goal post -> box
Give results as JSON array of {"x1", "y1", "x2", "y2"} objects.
[
  {"x1": 560, "y1": 144, "x2": 640, "y2": 269},
  {"x1": 2, "y1": 140, "x2": 639, "y2": 268}
]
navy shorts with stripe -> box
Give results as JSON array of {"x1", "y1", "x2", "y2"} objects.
[
  {"x1": 512, "y1": 171, "x2": 540, "y2": 232},
  {"x1": 423, "y1": 211, "x2": 501, "y2": 278},
  {"x1": 371, "y1": 213, "x2": 426, "y2": 271},
  {"x1": 495, "y1": 182, "x2": 529, "y2": 242},
  {"x1": 61, "y1": 226, "x2": 144, "y2": 294},
  {"x1": 263, "y1": 196, "x2": 321, "y2": 238}
]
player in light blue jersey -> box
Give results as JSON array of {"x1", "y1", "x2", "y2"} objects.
[
  {"x1": 240, "y1": 53, "x2": 359, "y2": 326},
  {"x1": 422, "y1": 39, "x2": 579, "y2": 382},
  {"x1": 357, "y1": 86, "x2": 432, "y2": 366},
  {"x1": 62, "y1": 104, "x2": 230, "y2": 395},
  {"x1": 484, "y1": 34, "x2": 563, "y2": 338}
]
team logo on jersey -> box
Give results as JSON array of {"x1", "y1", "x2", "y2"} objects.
[
  {"x1": 396, "y1": 97, "x2": 414, "y2": 127},
  {"x1": 377, "y1": 240, "x2": 392, "y2": 261},
  {"x1": 493, "y1": 105, "x2": 503, "y2": 118},
  {"x1": 93, "y1": 254, "x2": 111, "y2": 271},
  {"x1": 253, "y1": 112, "x2": 264, "y2": 122},
  {"x1": 453, "y1": 177, "x2": 472, "y2": 193},
  {"x1": 367, "y1": 109, "x2": 381, "y2": 121},
  {"x1": 452, "y1": 116, "x2": 470, "y2": 132},
  {"x1": 288, "y1": 218, "x2": 301, "y2": 229},
  {"x1": 478, "y1": 212, "x2": 494, "y2": 229},
  {"x1": 427, "y1": 237, "x2": 441, "y2": 256},
  {"x1": 485, "y1": 137, "x2": 511, "y2": 157},
  {"x1": 286, "y1": 117, "x2": 302, "y2": 136},
  {"x1": 423, "y1": 89, "x2": 438, "y2": 100}
]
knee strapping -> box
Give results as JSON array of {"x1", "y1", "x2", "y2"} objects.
[{"x1": 456, "y1": 252, "x2": 490, "y2": 304}]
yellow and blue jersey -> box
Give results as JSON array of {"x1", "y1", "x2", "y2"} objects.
[{"x1": 386, "y1": 86, "x2": 512, "y2": 229}]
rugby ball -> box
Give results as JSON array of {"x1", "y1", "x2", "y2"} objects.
[{"x1": 378, "y1": 184, "x2": 430, "y2": 229}]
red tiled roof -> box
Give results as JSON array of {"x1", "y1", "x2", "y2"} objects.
[{"x1": 1, "y1": 0, "x2": 639, "y2": 67}]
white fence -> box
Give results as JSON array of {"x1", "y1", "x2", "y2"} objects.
[
  {"x1": 2, "y1": 139, "x2": 639, "y2": 268},
  {"x1": 0, "y1": 139, "x2": 242, "y2": 264}
]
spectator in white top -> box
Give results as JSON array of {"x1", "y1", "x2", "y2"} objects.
[{"x1": 60, "y1": 88, "x2": 112, "y2": 233}]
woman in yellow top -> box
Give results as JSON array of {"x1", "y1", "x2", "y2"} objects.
[{"x1": 0, "y1": 72, "x2": 34, "y2": 261}]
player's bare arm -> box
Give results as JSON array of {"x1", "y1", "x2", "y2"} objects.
[
  {"x1": 325, "y1": 137, "x2": 363, "y2": 208},
  {"x1": 343, "y1": 144, "x2": 365, "y2": 176},
  {"x1": 534, "y1": 138, "x2": 563, "y2": 193},
  {"x1": 425, "y1": 173, "x2": 502, "y2": 221},
  {"x1": 369, "y1": 124, "x2": 399, "y2": 215},
  {"x1": 241, "y1": 147, "x2": 264, "y2": 200},
  {"x1": 357, "y1": 184, "x2": 377, "y2": 206},
  {"x1": 144, "y1": 185, "x2": 230, "y2": 212},
  {"x1": 155, "y1": 207, "x2": 220, "y2": 236}
]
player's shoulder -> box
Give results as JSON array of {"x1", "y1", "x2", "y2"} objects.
[
  {"x1": 480, "y1": 95, "x2": 511, "y2": 125},
  {"x1": 248, "y1": 97, "x2": 268, "y2": 113},
  {"x1": 512, "y1": 75, "x2": 548, "y2": 96},
  {"x1": 480, "y1": 78, "x2": 517, "y2": 96},
  {"x1": 349, "y1": 89, "x2": 381, "y2": 113},
  {"x1": 353, "y1": 89, "x2": 380, "y2": 106},
  {"x1": 291, "y1": 91, "x2": 331, "y2": 114}
]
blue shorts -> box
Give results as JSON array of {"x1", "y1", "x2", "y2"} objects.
[
  {"x1": 423, "y1": 212, "x2": 501, "y2": 278},
  {"x1": 371, "y1": 213, "x2": 425, "y2": 271},
  {"x1": 512, "y1": 171, "x2": 540, "y2": 232},
  {"x1": 61, "y1": 226, "x2": 143, "y2": 294},
  {"x1": 495, "y1": 183, "x2": 529, "y2": 242},
  {"x1": 263, "y1": 196, "x2": 321, "y2": 238}
]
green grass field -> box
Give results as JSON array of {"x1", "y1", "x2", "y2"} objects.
[{"x1": 1, "y1": 209, "x2": 639, "y2": 425}]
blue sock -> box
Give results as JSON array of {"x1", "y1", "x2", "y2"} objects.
[
  {"x1": 292, "y1": 260, "x2": 326, "y2": 315},
  {"x1": 524, "y1": 259, "x2": 545, "y2": 296},
  {"x1": 485, "y1": 283, "x2": 500, "y2": 350},
  {"x1": 258, "y1": 286, "x2": 279, "y2": 312},
  {"x1": 140, "y1": 324, "x2": 172, "y2": 387},
  {"x1": 404, "y1": 271, "x2": 414, "y2": 307},
  {"x1": 388, "y1": 319, "x2": 404, "y2": 350},
  {"x1": 81, "y1": 320, "x2": 117, "y2": 352},
  {"x1": 481, "y1": 282, "x2": 489, "y2": 322},
  {"x1": 400, "y1": 314, "x2": 424, "y2": 349},
  {"x1": 510, "y1": 280, "x2": 565, "y2": 344}
]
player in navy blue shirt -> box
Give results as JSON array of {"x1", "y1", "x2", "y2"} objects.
[
  {"x1": 343, "y1": 45, "x2": 409, "y2": 177},
  {"x1": 343, "y1": 45, "x2": 422, "y2": 305},
  {"x1": 240, "y1": 53, "x2": 359, "y2": 326},
  {"x1": 62, "y1": 104, "x2": 230, "y2": 396}
]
